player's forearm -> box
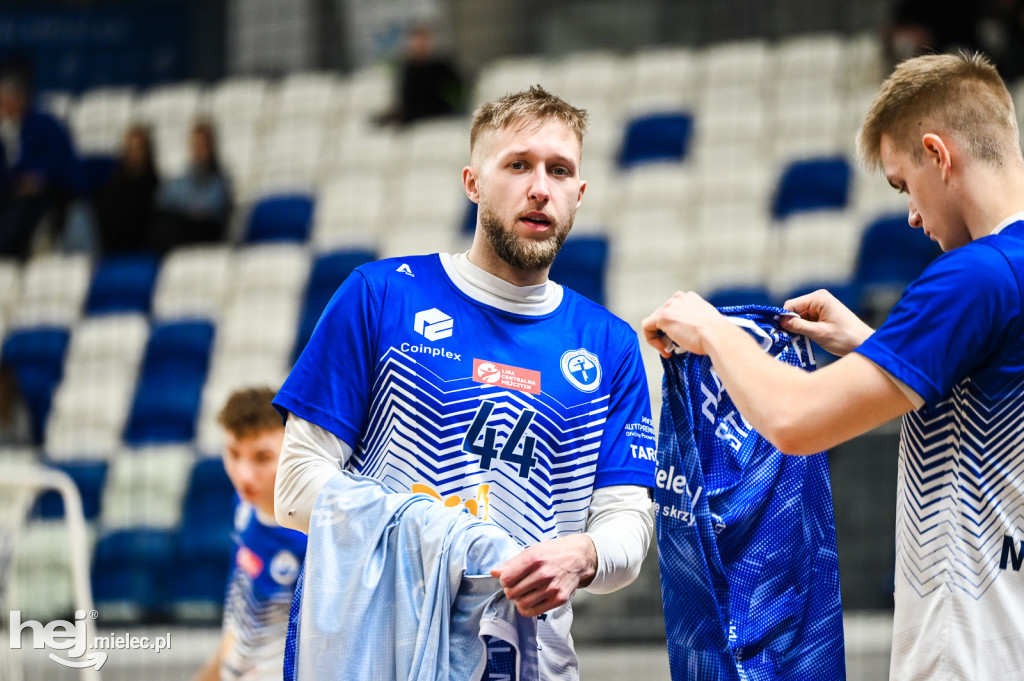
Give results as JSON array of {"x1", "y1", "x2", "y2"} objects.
[
  {"x1": 583, "y1": 485, "x2": 653, "y2": 594},
  {"x1": 275, "y1": 414, "x2": 351, "y2": 532}
]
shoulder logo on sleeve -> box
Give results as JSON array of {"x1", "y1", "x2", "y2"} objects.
[
  {"x1": 414, "y1": 308, "x2": 453, "y2": 341},
  {"x1": 560, "y1": 348, "x2": 601, "y2": 392},
  {"x1": 473, "y1": 359, "x2": 540, "y2": 394},
  {"x1": 396, "y1": 263, "x2": 414, "y2": 276}
]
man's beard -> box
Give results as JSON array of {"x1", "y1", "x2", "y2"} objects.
[{"x1": 479, "y1": 204, "x2": 574, "y2": 272}]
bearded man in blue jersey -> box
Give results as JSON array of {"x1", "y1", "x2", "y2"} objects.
[
  {"x1": 644, "y1": 52, "x2": 1024, "y2": 680},
  {"x1": 273, "y1": 85, "x2": 657, "y2": 680}
]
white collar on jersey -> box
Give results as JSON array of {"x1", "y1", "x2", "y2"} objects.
[
  {"x1": 991, "y1": 211, "x2": 1024, "y2": 236},
  {"x1": 439, "y1": 252, "x2": 564, "y2": 316}
]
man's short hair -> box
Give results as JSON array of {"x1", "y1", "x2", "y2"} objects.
[
  {"x1": 217, "y1": 386, "x2": 281, "y2": 438},
  {"x1": 469, "y1": 85, "x2": 588, "y2": 155},
  {"x1": 857, "y1": 51, "x2": 1021, "y2": 173}
]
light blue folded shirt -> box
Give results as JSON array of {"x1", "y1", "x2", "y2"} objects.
[{"x1": 285, "y1": 471, "x2": 539, "y2": 681}]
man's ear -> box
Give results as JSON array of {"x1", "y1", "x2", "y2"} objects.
[
  {"x1": 922, "y1": 132, "x2": 952, "y2": 181},
  {"x1": 463, "y1": 166, "x2": 480, "y2": 204}
]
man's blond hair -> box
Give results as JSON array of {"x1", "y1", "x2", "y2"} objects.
[
  {"x1": 469, "y1": 85, "x2": 588, "y2": 156},
  {"x1": 857, "y1": 52, "x2": 1021, "y2": 174}
]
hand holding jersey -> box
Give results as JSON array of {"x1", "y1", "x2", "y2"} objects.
[{"x1": 779, "y1": 289, "x2": 875, "y2": 356}]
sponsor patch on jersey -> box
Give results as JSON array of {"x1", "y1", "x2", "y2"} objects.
[
  {"x1": 414, "y1": 308, "x2": 453, "y2": 341},
  {"x1": 396, "y1": 263, "x2": 414, "y2": 276},
  {"x1": 473, "y1": 359, "x2": 541, "y2": 394},
  {"x1": 236, "y1": 546, "x2": 264, "y2": 578},
  {"x1": 560, "y1": 348, "x2": 601, "y2": 392}
]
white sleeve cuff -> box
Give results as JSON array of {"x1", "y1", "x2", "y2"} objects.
[
  {"x1": 583, "y1": 484, "x2": 654, "y2": 595},
  {"x1": 274, "y1": 412, "x2": 353, "y2": 533}
]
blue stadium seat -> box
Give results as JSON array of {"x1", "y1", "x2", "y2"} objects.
[
  {"x1": 853, "y1": 213, "x2": 941, "y2": 293},
  {"x1": 244, "y1": 193, "x2": 315, "y2": 243},
  {"x1": 549, "y1": 235, "x2": 609, "y2": 305},
  {"x1": 293, "y1": 249, "x2": 377, "y2": 361},
  {"x1": 34, "y1": 459, "x2": 108, "y2": 520},
  {"x1": 172, "y1": 457, "x2": 236, "y2": 605},
  {"x1": 84, "y1": 253, "x2": 160, "y2": 315},
  {"x1": 123, "y1": 320, "x2": 214, "y2": 444},
  {"x1": 92, "y1": 527, "x2": 177, "y2": 614},
  {"x1": 706, "y1": 285, "x2": 775, "y2": 309},
  {"x1": 618, "y1": 112, "x2": 693, "y2": 168},
  {"x1": 1, "y1": 327, "x2": 71, "y2": 444},
  {"x1": 771, "y1": 156, "x2": 852, "y2": 220}
]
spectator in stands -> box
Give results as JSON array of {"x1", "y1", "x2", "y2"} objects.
[
  {"x1": 375, "y1": 22, "x2": 466, "y2": 126},
  {"x1": 0, "y1": 65, "x2": 78, "y2": 259},
  {"x1": 193, "y1": 386, "x2": 306, "y2": 681},
  {"x1": 91, "y1": 123, "x2": 159, "y2": 254},
  {"x1": 0, "y1": 361, "x2": 32, "y2": 446},
  {"x1": 883, "y1": 0, "x2": 983, "y2": 65},
  {"x1": 152, "y1": 119, "x2": 231, "y2": 254}
]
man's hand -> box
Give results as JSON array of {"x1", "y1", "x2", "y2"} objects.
[
  {"x1": 642, "y1": 291, "x2": 729, "y2": 357},
  {"x1": 490, "y1": 534, "x2": 597, "y2": 617},
  {"x1": 781, "y1": 289, "x2": 874, "y2": 357}
]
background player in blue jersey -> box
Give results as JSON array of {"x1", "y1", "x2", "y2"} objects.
[
  {"x1": 273, "y1": 86, "x2": 657, "y2": 679},
  {"x1": 194, "y1": 387, "x2": 307, "y2": 681},
  {"x1": 643, "y1": 52, "x2": 1024, "y2": 680}
]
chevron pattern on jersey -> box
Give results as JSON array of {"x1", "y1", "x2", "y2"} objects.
[
  {"x1": 896, "y1": 376, "x2": 1024, "y2": 600},
  {"x1": 350, "y1": 347, "x2": 610, "y2": 545},
  {"x1": 224, "y1": 570, "x2": 292, "y2": 678}
]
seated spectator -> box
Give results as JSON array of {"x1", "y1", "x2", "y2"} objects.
[
  {"x1": 883, "y1": 0, "x2": 983, "y2": 65},
  {"x1": 0, "y1": 361, "x2": 32, "y2": 446},
  {"x1": 0, "y1": 65, "x2": 78, "y2": 259},
  {"x1": 152, "y1": 120, "x2": 231, "y2": 254},
  {"x1": 375, "y1": 23, "x2": 466, "y2": 126},
  {"x1": 91, "y1": 124, "x2": 159, "y2": 254}
]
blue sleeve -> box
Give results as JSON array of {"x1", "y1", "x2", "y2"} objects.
[
  {"x1": 855, "y1": 243, "x2": 1020, "y2": 406},
  {"x1": 593, "y1": 334, "x2": 657, "y2": 489},
  {"x1": 274, "y1": 269, "x2": 380, "y2": 447}
]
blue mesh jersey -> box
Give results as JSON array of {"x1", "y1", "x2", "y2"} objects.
[
  {"x1": 855, "y1": 219, "x2": 1024, "y2": 679},
  {"x1": 221, "y1": 502, "x2": 308, "y2": 681},
  {"x1": 274, "y1": 253, "x2": 657, "y2": 547},
  {"x1": 655, "y1": 306, "x2": 845, "y2": 681}
]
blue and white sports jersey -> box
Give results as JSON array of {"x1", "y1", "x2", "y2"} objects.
[
  {"x1": 856, "y1": 220, "x2": 1024, "y2": 680},
  {"x1": 656, "y1": 306, "x2": 845, "y2": 681},
  {"x1": 274, "y1": 253, "x2": 655, "y2": 680},
  {"x1": 221, "y1": 501, "x2": 308, "y2": 681},
  {"x1": 275, "y1": 253, "x2": 656, "y2": 547}
]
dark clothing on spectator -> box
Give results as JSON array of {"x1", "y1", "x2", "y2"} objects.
[
  {"x1": 92, "y1": 164, "x2": 159, "y2": 254},
  {"x1": 396, "y1": 58, "x2": 465, "y2": 124},
  {"x1": 0, "y1": 107, "x2": 78, "y2": 258}
]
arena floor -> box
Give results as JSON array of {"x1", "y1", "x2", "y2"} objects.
[{"x1": 10, "y1": 613, "x2": 893, "y2": 680}]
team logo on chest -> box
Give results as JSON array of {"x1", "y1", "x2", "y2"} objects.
[{"x1": 560, "y1": 348, "x2": 601, "y2": 392}]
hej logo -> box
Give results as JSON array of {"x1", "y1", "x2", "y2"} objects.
[{"x1": 9, "y1": 609, "x2": 107, "y2": 670}]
